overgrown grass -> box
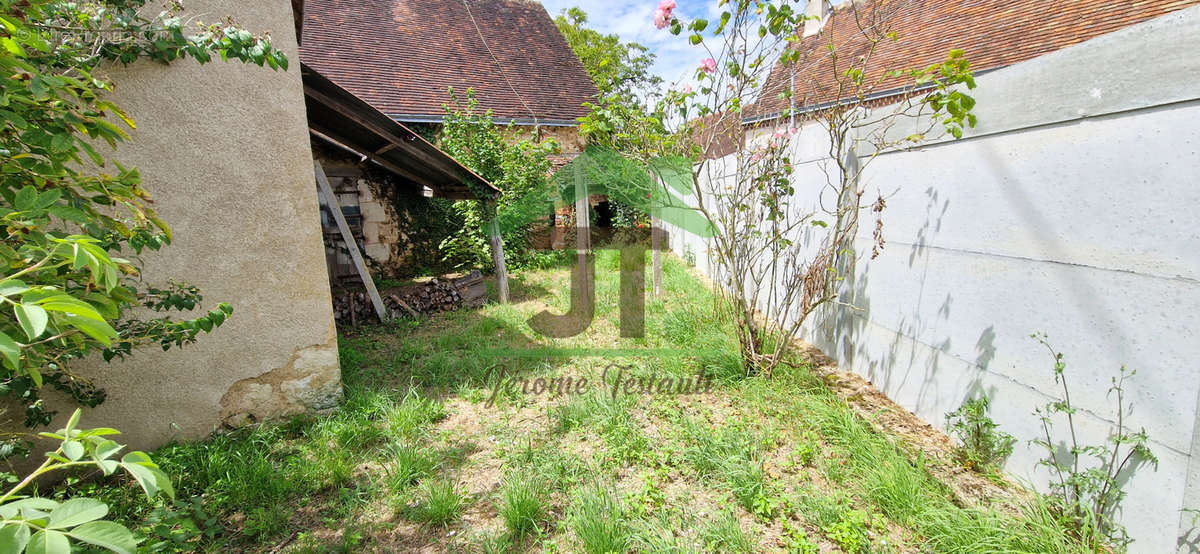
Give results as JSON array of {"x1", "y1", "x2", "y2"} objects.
[
  {"x1": 569, "y1": 484, "x2": 630, "y2": 554},
  {"x1": 498, "y1": 474, "x2": 546, "y2": 536},
  {"x1": 52, "y1": 251, "x2": 1102, "y2": 552}
]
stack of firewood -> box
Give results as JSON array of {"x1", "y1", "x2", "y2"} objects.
[{"x1": 332, "y1": 271, "x2": 488, "y2": 324}]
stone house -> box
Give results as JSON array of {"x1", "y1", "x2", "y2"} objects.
[{"x1": 299, "y1": 0, "x2": 600, "y2": 275}]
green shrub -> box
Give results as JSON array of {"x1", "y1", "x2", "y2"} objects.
[{"x1": 437, "y1": 89, "x2": 559, "y2": 273}]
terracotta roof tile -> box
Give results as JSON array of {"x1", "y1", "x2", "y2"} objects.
[
  {"x1": 751, "y1": 0, "x2": 1200, "y2": 121},
  {"x1": 300, "y1": 0, "x2": 598, "y2": 124}
]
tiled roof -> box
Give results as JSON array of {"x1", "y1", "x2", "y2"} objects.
[
  {"x1": 750, "y1": 0, "x2": 1200, "y2": 121},
  {"x1": 300, "y1": 0, "x2": 599, "y2": 125}
]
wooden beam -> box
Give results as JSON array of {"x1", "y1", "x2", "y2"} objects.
[
  {"x1": 309, "y1": 127, "x2": 441, "y2": 187},
  {"x1": 314, "y1": 159, "x2": 390, "y2": 322},
  {"x1": 304, "y1": 86, "x2": 468, "y2": 178},
  {"x1": 489, "y1": 219, "x2": 510, "y2": 304}
]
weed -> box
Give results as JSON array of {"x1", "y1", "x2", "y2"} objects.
[
  {"x1": 1030, "y1": 334, "x2": 1158, "y2": 550},
  {"x1": 721, "y1": 457, "x2": 769, "y2": 514},
  {"x1": 136, "y1": 496, "x2": 223, "y2": 552},
  {"x1": 781, "y1": 520, "x2": 818, "y2": 553},
  {"x1": 470, "y1": 531, "x2": 514, "y2": 554},
  {"x1": 243, "y1": 504, "x2": 290, "y2": 540},
  {"x1": 627, "y1": 471, "x2": 668, "y2": 517},
  {"x1": 945, "y1": 395, "x2": 1015, "y2": 472},
  {"x1": 793, "y1": 431, "x2": 819, "y2": 468},
  {"x1": 822, "y1": 508, "x2": 888, "y2": 554},
  {"x1": 629, "y1": 510, "x2": 701, "y2": 553}
]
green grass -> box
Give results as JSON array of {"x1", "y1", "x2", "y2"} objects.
[
  {"x1": 498, "y1": 474, "x2": 547, "y2": 536},
  {"x1": 409, "y1": 479, "x2": 467, "y2": 526},
  {"x1": 383, "y1": 442, "x2": 436, "y2": 492},
  {"x1": 57, "y1": 251, "x2": 1103, "y2": 552},
  {"x1": 569, "y1": 485, "x2": 630, "y2": 554},
  {"x1": 697, "y1": 509, "x2": 755, "y2": 553}
]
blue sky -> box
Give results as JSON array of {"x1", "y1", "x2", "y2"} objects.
[{"x1": 537, "y1": 0, "x2": 724, "y2": 89}]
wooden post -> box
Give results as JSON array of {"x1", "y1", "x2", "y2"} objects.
[
  {"x1": 575, "y1": 167, "x2": 590, "y2": 252},
  {"x1": 575, "y1": 162, "x2": 593, "y2": 304},
  {"x1": 489, "y1": 218, "x2": 510, "y2": 304},
  {"x1": 651, "y1": 215, "x2": 663, "y2": 298},
  {"x1": 651, "y1": 175, "x2": 665, "y2": 297},
  {"x1": 314, "y1": 160, "x2": 390, "y2": 322}
]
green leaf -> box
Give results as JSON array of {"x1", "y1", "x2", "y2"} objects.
[
  {"x1": 49, "y1": 133, "x2": 73, "y2": 153},
  {"x1": 0, "y1": 279, "x2": 29, "y2": 297},
  {"x1": 196, "y1": 316, "x2": 213, "y2": 333},
  {"x1": 26, "y1": 529, "x2": 69, "y2": 554},
  {"x1": 61, "y1": 440, "x2": 84, "y2": 462},
  {"x1": 47, "y1": 498, "x2": 107, "y2": 529},
  {"x1": 92, "y1": 439, "x2": 123, "y2": 463},
  {"x1": 14, "y1": 186, "x2": 37, "y2": 211},
  {"x1": 0, "y1": 331, "x2": 21, "y2": 370},
  {"x1": 32, "y1": 189, "x2": 61, "y2": 210},
  {"x1": 15, "y1": 303, "x2": 48, "y2": 341},
  {"x1": 121, "y1": 452, "x2": 173, "y2": 500},
  {"x1": 4, "y1": 498, "x2": 59, "y2": 519},
  {"x1": 41, "y1": 299, "x2": 105, "y2": 322},
  {"x1": 62, "y1": 315, "x2": 118, "y2": 346},
  {"x1": 1, "y1": 37, "x2": 25, "y2": 56},
  {"x1": 0, "y1": 524, "x2": 31, "y2": 553},
  {"x1": 47, "y1": 205, "x2": 89, "y2": 224},
  {"x1": 66, "y1": 521, "x2": 136, "y2": 554}
]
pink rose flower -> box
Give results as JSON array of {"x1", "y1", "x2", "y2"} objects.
[
  {"x1": 654, "y1": 8, "x2": 669, "y2": 29},
  {"x1": 653, "y1": 0, "x2": 675, "y2": 30},
  {"x1": 699, "y1": 58, "x2": 717, "y2": 73}
]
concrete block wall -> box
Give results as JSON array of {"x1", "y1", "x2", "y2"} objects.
[{"x1": 665, "y1": 6, "x2": 1200, "y2": 552}]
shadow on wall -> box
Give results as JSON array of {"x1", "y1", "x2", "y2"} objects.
[{"x1": 808, "y1": 176, "x2": 996, "y2": 420}]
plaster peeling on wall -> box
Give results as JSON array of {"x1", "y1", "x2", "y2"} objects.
[{"x1": 219, "y1": 340, "x2": 342, "y2": 428}]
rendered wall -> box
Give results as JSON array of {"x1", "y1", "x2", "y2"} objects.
[
  {"x1": 665, "y1": 7, "x2": 1200, "y2": 552},
  {"x1": 19, "y1": 1, "x2": 341, "y2": 452}
]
